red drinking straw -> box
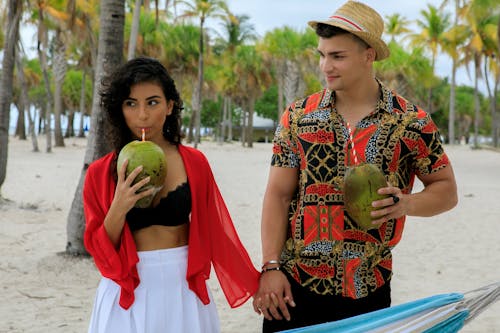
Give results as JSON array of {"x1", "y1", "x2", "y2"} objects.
[{"x1": 141, "y1": 128, "x2": 145, "y2": 141}]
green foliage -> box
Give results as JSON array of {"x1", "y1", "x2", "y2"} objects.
[
  {"x1": 201, "y1": 96, "x2": 222, "y2": 128},
  {"x1": 62, "y1": 69, "x2": 92, "y2": 114},
  {"x1": 375, "y1": 41, "x2": 436, "y2": 107},
  {"x1": 160, "y1": 24, "x2": 200, "y2": 71},
  {"x1": 303, "y1": 73, "x2": 323, "y2": 96},
  {"x1": 255, "y1": 85, "x2": 279, "y2": 122}
]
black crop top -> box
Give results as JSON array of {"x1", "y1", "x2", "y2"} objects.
[{"x1": 126, "y1": 182, "x2": 191, "y2": 232}]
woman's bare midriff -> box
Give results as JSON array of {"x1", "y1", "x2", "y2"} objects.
[{"x1": 133, "y1": 224, "x2": 189, "y2": 251}]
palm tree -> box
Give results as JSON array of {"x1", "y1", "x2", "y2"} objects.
[
  {"x1": 127, "y1": 5, "x2": 166, "y2": 58},
  {"x1": 0, "y1": 0, "x2": 22, "y2": 200},
  {"x1": 62, "y1": 0, "x2": 99, "y2": 139},
  {"x1": 260, "y1": 27, "x2": 301, "y2": 120},
  {"x1": 375, "y1": 42, "x2": 435, "y2": 106},
  {"x1": 462, "y1": 0, "x2": 498, "y2": 147},
  {"x1": 385, "y1": 13, "x2": 412, "y2": 43},
  {"x1": 127, "y1": 0, "x2": 142, "y2": 59},
  {"x1": 66, "y1": 0, "x2": 126, "y2": 255},
  {"x1": 233, "y1": 44, "x2": 271, "y2": 147},
  {"x1": 15, "y1": 44, "x2": 40, "y2": 151},
  {"x1": 36, "y1": 0, "x2": 54, "y2": 152},
  {"x1": 52, "y1": 27, "x2": 68, "y2": 147},
  {"x1": 439, "y1": 0, "x2": 468, "y2": 144},
  {"x1": 0, "y1": 2, "x2": 5, "y2": 50},
  {"x1": 442, "y1": 24, "x2": 469, "y2": 143},
  {"x1": 179, "y1": 0, "x2": 227, "y2": 147},
  {"x1": 470, "y1": 0, "x2": 500, "y2": 147},
  {"x1": 213, "y1": 12, "x2": 257, "y2": 142},
  {"x1": 411, "y1": 4, "x2": 451, "y2": 115},
  {"x1": 33, "y1": 1, "x2": 71, "y2": 147}
]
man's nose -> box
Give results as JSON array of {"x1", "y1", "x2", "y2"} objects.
[{"x1": 320, "y1": 57, "x2": 332, "y2": 72}]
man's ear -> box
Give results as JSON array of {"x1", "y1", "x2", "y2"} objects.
[{"x1": 366, "y1": 47, "x2": 376, "y2": 62}]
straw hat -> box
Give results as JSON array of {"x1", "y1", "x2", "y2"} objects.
[{"x1": 308, "y1": 1, "x2": 390, "y2": 61}]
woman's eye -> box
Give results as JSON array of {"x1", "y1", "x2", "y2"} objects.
[
  {"x1": 148, "y1": 100, "x2": 159, "y2": 106},
  {"x1": 124, "y1": 100, "x2": 136, "y2": 107}
]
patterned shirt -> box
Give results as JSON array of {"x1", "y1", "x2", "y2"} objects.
[{"x1": 271, "y1": 80, "x2": 450, "y2": 299}]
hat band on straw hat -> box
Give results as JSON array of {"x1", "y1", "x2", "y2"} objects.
[{"x1": 329, "y1": 15, "x2": 366, "y2": 32}]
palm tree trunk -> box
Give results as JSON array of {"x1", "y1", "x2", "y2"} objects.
[
  {"x1": 15, "y1": 47, "x2": 39, "y2": 152},
  {"x1": 66, "y1": 0, "x2": 125, "y2": 256},
  {"x1": 78, "y1": 71, "x2": 87, "y2": 138},
  {"x1": 227, "y1": 97, "x2": 233, "y2": 141},
  {"x1": 15, "y1": 103, "x2": 26, "y2": 140},
  {"x1": 240, "y1": 101, "x2": 247, "y2": 147},
  {"x1": 284, "y1": 60, "x2": 299, "y2": 106},
  {"x1": 65, "y1": 111, "x2": 75, "y2": 138},
  {"x1": 127, "y1": 0, "x2": 141, "y2": 60},
  {"x1": 473, "y1": 54, "x2": 480, "y2": 148},
  {"x1": 37, "y1": 12, "x2": 53, "y2": 153},
  {"x1": 53, "y1": 30, "x2": 67, "y2": 147},
  {"x1": 493, "y1": 79, "x2": 499, "y2": 148},
  {"x1": 187, "y1": 86, "x2": 198, "y2": 143},
  {"x1": 194, "y1": 17, "x2": 205, "y2": 148},
  {"x1": 220, "y1": 96, "x2": 228, "y2": 143},
  {"x1": 448, "y1": 59, "x2": 457, "y2": 144},
  {"x1": 0, "y1": 0, "x2": 21, "y2": 197},
  {"x1": 277, "y1": 61, "x2": 285, "y2": 120},
  {"x1": 246, "y1": 97, "x2": 255, "y2": 148}
]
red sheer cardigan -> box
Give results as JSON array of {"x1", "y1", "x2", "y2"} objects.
[{"x1": 83, "y1": 144, "x2": 259, "y2": 309}]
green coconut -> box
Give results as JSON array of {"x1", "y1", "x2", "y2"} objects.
[
  {"x1": 117, "y1": 140, "x2": 167, "y2": 208},
  {"x1": 344, "y1": 163, "x2": 389, "y2": 230}
]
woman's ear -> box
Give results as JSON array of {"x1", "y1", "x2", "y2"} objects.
[{"x1": 166, "y1": 100, "x2": 174, "y2": 115}]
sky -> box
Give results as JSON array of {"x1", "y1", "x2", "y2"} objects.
[
  {"x1": 215, "y1": 0, "x2": 481, "y2": 91},
  {"x1": 16, "y1": 0, "x2": 483, "y2": 92}
]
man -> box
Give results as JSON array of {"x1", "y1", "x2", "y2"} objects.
[{"x1": 252, "y1": 1, "x2": 458, "y2": 332}]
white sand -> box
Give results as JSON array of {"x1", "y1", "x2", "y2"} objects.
[{"x1": 1, "y1": 136, "x2": 499, "y2": 333}]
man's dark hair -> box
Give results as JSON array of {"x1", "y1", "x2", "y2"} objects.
[{"x1": 315, "y1": 23, "x2": 370, "y2": 50}]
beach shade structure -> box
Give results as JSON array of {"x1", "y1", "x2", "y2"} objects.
[{"x1": 280, "y1": 281, "x2": 500, "y2": 333}]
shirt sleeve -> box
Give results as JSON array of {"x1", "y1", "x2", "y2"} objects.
[
  {"x1": 410, "y1": 109, "x2": 450, "y2": 176},
  {"x1": 83, "y1": 160, "x2": 139, "y2": 309},
  {"x1": 271, "y1": 106, "x2": 300, "y2": 168}
]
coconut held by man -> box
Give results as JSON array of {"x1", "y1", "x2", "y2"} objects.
[
  {"x1": 344, "y1": 163, "x2": 389, "y2": 230},
  {"x1": 117, "y1": 138, "x2": 167, "y2": 208}
]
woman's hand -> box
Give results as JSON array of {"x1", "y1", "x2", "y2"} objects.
[
  {"x1": 113, "y1": 159, "x2": 155, "y2": 212},
  {"x1": 103, "y1": 159, "x2": 155, "y2": 247},
  {"x1": 252, "y1": 270, "x2": 295, "y2": 321}
]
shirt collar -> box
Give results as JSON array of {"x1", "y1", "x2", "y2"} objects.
[{"x1": 321, "y1": 78, "x2": 395, "y2": 115}]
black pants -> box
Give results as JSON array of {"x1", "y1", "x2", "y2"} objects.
[{"x1": 262, "y1": 271, "x2": 391, "y2": 333}]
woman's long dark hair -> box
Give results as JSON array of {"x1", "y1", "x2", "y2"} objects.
[{"x1": 100, "y1": 57, "x2": 184, "y2": 153}]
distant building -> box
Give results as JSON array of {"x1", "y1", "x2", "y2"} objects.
[{"x1": 232, "y1": 113, "x2": 276, "y2": 143}]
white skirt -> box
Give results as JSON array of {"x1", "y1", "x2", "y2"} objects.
[{"x1": 88, "y1": 246, "x2": 220, "y2": 333}]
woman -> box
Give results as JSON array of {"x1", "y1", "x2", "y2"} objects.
[{"x1": 83, "y1": 57, "x2": 259, "y2": 333}]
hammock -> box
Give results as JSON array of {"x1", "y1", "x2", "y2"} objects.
[{"x1": 280, "y1": 281, "x2": 500, "y2": 333}]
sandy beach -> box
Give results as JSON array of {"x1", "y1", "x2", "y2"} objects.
[{"x1": 1, "y1": 136, "x2": 499, "y2": 333}]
